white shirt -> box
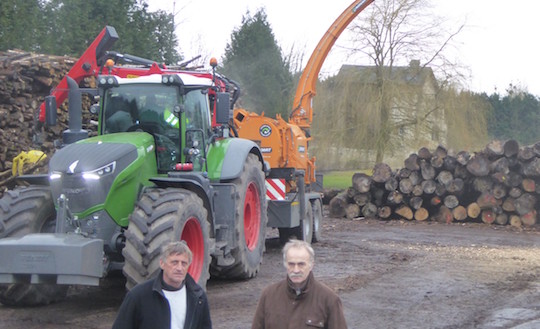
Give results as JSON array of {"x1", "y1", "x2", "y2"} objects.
[{"x1": 162, "y1": 286, "x2": 187, "y2": 329}]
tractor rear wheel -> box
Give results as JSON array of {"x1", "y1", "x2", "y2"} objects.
[
  {"x1": 212, "y1": 154, "x2": 267, "y2": 279},
  {"x1": 0, "y1": 186, "x2": 68, "y2": 306},
  {"x1": 311, "y1": 199, "x2": 323, "y2": 243},
  {"x1": 122, "y1": 188, "x2": 211, "y2": 290}
]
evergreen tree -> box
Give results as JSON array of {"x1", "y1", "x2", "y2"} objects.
[
  {"x1": 222, "y1": 9, "x2": 293, "y2": 117},
  {"x1": 0, "y1": 0, "x2": 44, "y2": 51},
  {"x1": 486, "y1": 85, "x2": 540, "y2": 144},
  {"x1": 0, "y1": 0, "x2": 180, "y2": 64}
]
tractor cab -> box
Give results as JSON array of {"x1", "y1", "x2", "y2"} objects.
[{"x1": 98, "y1": 74, "x2": 213, "y2": 172}]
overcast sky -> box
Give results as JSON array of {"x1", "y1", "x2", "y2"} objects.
[{"x1": 147, "y1": 0, "x2": 540, "y2": 96}]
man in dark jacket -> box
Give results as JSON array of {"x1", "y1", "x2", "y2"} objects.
[
  {"x1": 251, "y1": 239, "x2": 347, "y2": 329},
  {"x1": 112, "y1": 241, "x2": 212, "y2": 329}
]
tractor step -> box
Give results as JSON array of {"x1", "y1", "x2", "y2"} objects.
[{"x1": 0, "y1": 233, "x2": 103, "y2": 286}]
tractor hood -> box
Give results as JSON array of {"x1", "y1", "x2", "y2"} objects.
[
  {"x1": 49, "y1": 142, "x2": 137, "y2": 175},
  {"x1": 48, "y1": 132, "x2": 156, "y2": 215}
]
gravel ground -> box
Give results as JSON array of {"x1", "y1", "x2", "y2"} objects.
[{"x1": 1, "y1": 209, "x2": 539, "y2": 329}]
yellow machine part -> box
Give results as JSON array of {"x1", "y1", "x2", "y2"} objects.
[
  {"x1": 232, "y1": 108, "x2": 316, "y2": 188},
  {"x1": 12, "y1": 150, "x2": 47, "y2": 176}
]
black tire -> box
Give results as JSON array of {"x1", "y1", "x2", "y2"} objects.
[
  {"x1": 211, "y1": 154, "x2": 267, "y2": 279},
  {"x1": 279, "y1": 200, "x2": 313, "y2": 244},
  {"x1": 0, "y1": 186, "x2": 68, "y2": 306},
  {"x1": 312, "y1": 198, "x2": 323, "y2": 243},
  {"x1": 122, "y1": 188, "x2": 211, "y2": 290}
]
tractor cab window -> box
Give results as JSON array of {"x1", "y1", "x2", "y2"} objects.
[
  {"x1": 183, "y1": 89, "x2": 211, "y2": 172},
  {"x1": 102, "y1": 84, "x2": 212, "y2": 172},
  {"x1": 102, "y1": 84, "x2": 182, "y2": 171}
]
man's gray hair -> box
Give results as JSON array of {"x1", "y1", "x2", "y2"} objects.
[
  {"x1": 161, "y1": 240, "x2": 193, "y2": 264},
  {"x1": 282, "y1": 239, "x2": 314, "y2": 265}
]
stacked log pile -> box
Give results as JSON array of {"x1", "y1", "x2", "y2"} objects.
[
  {"x1": 329, "y1": 140, "x2": 540, "y2": 227},
  {"x1": 0, "y1": 50, "x2": 95, "y2": 191}
]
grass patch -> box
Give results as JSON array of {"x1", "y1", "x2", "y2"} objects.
[{"x1": 322, "y1": 170, "x2": 370, "y2": 189}]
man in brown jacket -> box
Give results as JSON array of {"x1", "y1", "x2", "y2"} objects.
[{"x1": 251, "y1": 239, "x2": 347, "y2": 329}]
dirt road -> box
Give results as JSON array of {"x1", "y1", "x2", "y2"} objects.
[{"x1": 1, "y1": 211, "x2": 539, "y2": 329}]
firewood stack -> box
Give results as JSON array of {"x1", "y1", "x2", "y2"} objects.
[
  {"x1": 329, "y1": 140, "x2": 540, "y2": 227},
  {"x1": 0, "y1": 50, "x2": 96, "y2": 189}
]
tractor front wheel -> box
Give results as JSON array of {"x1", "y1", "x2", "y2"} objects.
[
  {"x1": 0, "y1": 186, "x2": 68, "y2": 306},
  {"x1": 122, "y1": 188, "x2": 211, "y2": 290},
  {"x1": 212, "y1": 154, "x2": 267, "y2": 279}
]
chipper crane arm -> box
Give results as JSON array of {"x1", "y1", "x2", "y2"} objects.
[{"x1": 289, "y1": 0, "x2": 374, "y2": 129}]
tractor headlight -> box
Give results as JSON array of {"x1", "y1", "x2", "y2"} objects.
[{"x1": 82, "y1": 161, "x2": 116, "y2": 180}]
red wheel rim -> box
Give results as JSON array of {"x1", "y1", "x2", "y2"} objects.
[
  {"x1": 181, "y1": 217, "x2": 204, "y2": 282},
  {"x1": 244, "y1": 182, "x2": 261, "y2": 251}
]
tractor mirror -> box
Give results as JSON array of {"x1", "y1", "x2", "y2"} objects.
[
  {"x1": 45, "y1": 96, "x2": 57, "y2": 126},
  {"x1": 215, "y1": 93, "x2": 230, "y2": 125}
]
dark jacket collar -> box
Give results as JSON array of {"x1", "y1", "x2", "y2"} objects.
[
  {"x1": 152, "y1": 270, "x2": 204, "y2": 298},
  {"x1": 286, "y1": 271, "x2": 314, "y2": 299}
]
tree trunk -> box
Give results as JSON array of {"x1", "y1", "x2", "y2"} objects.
[
  {"x1": 409, "y1": 196, "x2": 423, "y2": 210},
  {"x1": 477, "y1": 192, "x2": 499, "y2": 209},
  {"x1": 378, "y1": 206, "x2": 392, "y2": 219},
  {"x1": 481, "y1": 209, "x2": 495, "y2": 224},
  {"x1": 345, "y1": 203, "x2": 361, "y2": 220},
  {"x1": 520, "y1": 210, "x2": 537, "y2": 226},
  {"x1": 509, "y1": 214, "x2": 522, "y2": 227},
  {"x1": 421, "y1": 179, "x2": 436, "y2": 194},
  {"x1": 352, "y1": 173, "x2": 372, "y2": 193},
  {"x1": 329, "y1": 192, "x2": 349, "y2": 218},
  {"x1": 436, "y1": 170, "x2": 453, "y2": 187},
  {"x1": 420, "y1": 161, "x2": 436, "y2": 180},
  {"x1": 521, "y1": 178, "x2": 535, "y2": 193},
  {"x1": 353, "y1": 193, "x2": 371, "y2": 206},
  {"x1": 387, "y1": 190, "x2": 403, "y2": 205},
  {"x1": 466, "y1": 202, "x2": 481, "y2": 219},
  {"x1": 414, "y1": 207, "x2": 429, "y2": 221},
  {"x1": 443, "y1": 195, "x2": 459, "y2": 209},
  {"x1": 494, "y1": 213, "x2": 508, "y2": 225},
  {"x1": 362, "y1": 202, "x2": 378, "y2": 218},
  {"x1": 399, "y1": 178, "x2": 414, "y2": 194},
  {"x1": 452, "y1": 205, "x2": 467, "y2": 221},
  {"x1": 467, "y1": 154, "x2": 490, "y2": 176},
  {"x1": 515, "y1": 193, "x2": 536, "y2": 215},
  {"x1": 433, "y1": 206, "x2": 453, "y2": 223},
  {"x1": 404, "y1": 154, "x2": 420, "y2": 171},
  {"x1": 372, "y1": 163, "x2": 392, "y2": 183},
  {"x1": 395, "y1": 205, "x2": 413, "y2": 220},
  {"x1": 503, "y1": 139, "x2": 520, "y2": 157}
]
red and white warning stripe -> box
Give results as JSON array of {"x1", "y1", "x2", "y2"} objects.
[{"x1": 266, "y1": 179, "x2": 285, "y2": 200}]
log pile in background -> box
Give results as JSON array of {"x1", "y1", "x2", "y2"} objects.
[
  {"x1": 0, "y1": 50, "x2": 95, "y2": 193},
  {"x1": 329, "y1": 140, "x2": 540, "y2": 227}
]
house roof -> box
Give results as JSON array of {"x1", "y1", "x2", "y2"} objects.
[{"x1": 338, "y1": 60, "x2": 437, "y2": 88}]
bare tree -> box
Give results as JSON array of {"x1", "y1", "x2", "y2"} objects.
[{"x1": 337, "y1": 0, "x2": 467, "y2": 164}]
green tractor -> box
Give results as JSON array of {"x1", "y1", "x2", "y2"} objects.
[{"x1": 0, "y1": 27, "x2": 268, "y2": 306}]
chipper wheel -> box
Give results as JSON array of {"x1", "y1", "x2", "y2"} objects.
[
  {"x1": 122, "y1": 188, "x2": 212, "y2": 290},
  {"x1": 311, "y1": 198, "x2": 323, "y2": 243},
  {"x1": 211, "y1": 154, "x2": 267, "y2": 279},
  {"x1": 0, "y1": 186, "x2": 69, "y2": 306},
  {"x1": 279, "y1": 199, "x2": 313, "y2": 245}
]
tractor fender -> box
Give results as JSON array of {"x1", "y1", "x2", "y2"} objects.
[
  {"x1": 220, "y1": 139, "x2": 265, "y2": 180},
  {"x1": 150, "y1": 175, "x2": 213, "y2": 224}
]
